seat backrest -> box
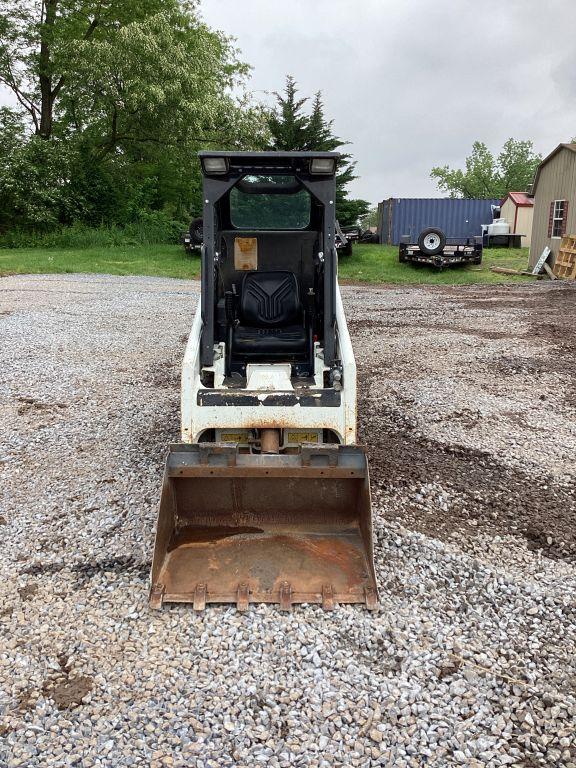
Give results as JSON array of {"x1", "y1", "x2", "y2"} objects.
[{"x1": 240, "y1": 271, "x2": 301, "y2": 327}]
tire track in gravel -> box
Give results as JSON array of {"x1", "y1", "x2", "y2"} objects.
[
  {"x1": 443, "y1": 283, "x2": 576, "y2": 404},
  {"x1": 351, "y1": 282, "x2": 576, "y2": 562},
  {"x1": 358, "y1": 377, "x2": 576, "y2": 563}
]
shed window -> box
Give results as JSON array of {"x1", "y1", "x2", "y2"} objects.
[{"x1": 552, "y1": 200, "x2": 566, "y2": 238}]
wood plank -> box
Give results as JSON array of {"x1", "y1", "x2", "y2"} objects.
[
  {"x1": 543, "y1": 263, "x2": 558, "y2": 280},
  {"x1": 490, "y1": 266, "x2": 542, "y2": 277}
]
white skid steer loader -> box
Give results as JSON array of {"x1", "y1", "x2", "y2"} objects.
[{"x1": 150, "y1": 151, "x2": 378, "y2": 611}]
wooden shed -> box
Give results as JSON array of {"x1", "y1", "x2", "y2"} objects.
[
  {"x1": 500, "y1": 192, "x2": 534, "y2": 248},
  {"x1": 529, "y1": 143, "x2": 576, "y2": 267}
]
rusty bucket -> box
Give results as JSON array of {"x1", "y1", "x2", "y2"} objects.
[{"x1": 149, "y1": 443, "x2": 378, "y2": 611}]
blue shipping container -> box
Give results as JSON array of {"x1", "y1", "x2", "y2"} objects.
[{"x1": 378, "y1": 198, "x2": 500, "y2": 245}]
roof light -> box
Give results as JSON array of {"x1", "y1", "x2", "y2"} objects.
[
  {"x1": 310, "y1": 157, "x2": 336, "y2": 175},
  {"x1": 202, "y1": 157, "x2": 229, "y2": 175}
]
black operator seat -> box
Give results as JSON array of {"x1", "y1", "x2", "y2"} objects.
[{"x1": 233, "y1": 271, "x2": 308, "y2": 356}]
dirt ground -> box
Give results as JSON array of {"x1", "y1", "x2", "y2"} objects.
[{"x1": 342, "y1": 282, "x2": 576, "y2": 559}]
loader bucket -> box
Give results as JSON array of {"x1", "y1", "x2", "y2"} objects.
[{"x1": 150, "y1": 443, "x2": 378, "y2": 610}]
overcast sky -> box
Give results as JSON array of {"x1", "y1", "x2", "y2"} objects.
[
  {"x1": 200, "y1": 0, "x2": 576, "y2": 203},
  {"x1": 2, "y1": 1, "x2": 574, "y2": 204}
]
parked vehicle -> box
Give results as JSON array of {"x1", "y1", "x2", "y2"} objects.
[
  {"x1": 399, "y1": 227, "x2": 482, "y2": 269},
  {"x1": 359, "y1": 229, "x2": 379, "y2": 244},
  {"x1": 341, "y1": 224, "x2": 361, "y2": 243},
  {"x1": 182, "y1": 216, "x2": 204, "y2": 253},
  {"x1": 378, "y1": 197, "x2": 500, "y2": 245},
  {"x1": 335, "y1": 220, "x2": 353, "y2": 256}
]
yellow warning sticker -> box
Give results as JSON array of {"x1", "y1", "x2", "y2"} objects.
[
  {"x1": 287, "y1": 431, "x2": 319, "y2": 443},
  {"x1": 234, "y1": 237, "x2": 258, "y2": 270},
  {"x1": 220, "y1": 432, "x2": 249, "y2": 443}
]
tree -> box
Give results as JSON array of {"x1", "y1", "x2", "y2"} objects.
[
  {"x1": 268, "y1": 78, "x2": 370, "y2": 226},
  {"x1": 0, "y1": 115, "x2": 76, "y2": 231},
  {"x1": 0, "y1": 1, "x2": 268, "y2": 232},
  {"x1": 268, "y1": 76, "x2": 309, "y2": 151},
  {"x1": 431, "y1": 139, "x2": 542, "y2": 198},
  {"x1": 1, "y1": 1, "x2": 164, "y2": 139},
  {"x1": 360, "y1": 206, "x2": 379, "y2": 230}
]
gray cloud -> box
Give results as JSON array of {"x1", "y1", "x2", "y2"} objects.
[
  {"x1": 201, "y1": 0, "x2": 576, "y2": 202},
  {"x1": 2, "y1": 0, "x2": 574, "y2": 203}
]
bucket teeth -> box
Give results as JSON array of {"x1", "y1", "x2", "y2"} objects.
[
  {"x1": 364, "y1": 586, "x2": 378, "y2": 610},
  {"x1": 149, "y1": 582, "x2": 165, "y2": 610},
  {"x1": 322, "y1": 584, "x2": 335, "y2": 611},
  {"x1": 193, "y1": 583, "x2": 207, "y2": 611},
  {"x1": 237, "y1": 583, "x2": 250, "y2": 612},
  {"x1": 279, "y1": 582, "x2": 292, "y2": 612}
]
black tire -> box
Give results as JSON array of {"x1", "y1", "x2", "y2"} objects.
[
  {"x1": 418, "y1": 227, "x2": 446, "y2": 256},
  {"x1": 189, "y1": 217, "x2": 204, "y2": 246},
  {"x1": 340, "y1": 240, "x2": 352, "y2": 257}
]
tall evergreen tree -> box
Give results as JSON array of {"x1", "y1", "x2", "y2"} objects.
[
  {"x1": 268, "y1": 76, "x2": 309, "y2": 151},
  {"x1": 268, "y1": 78, "x2": 369, "y2": 226},
  {"x1": 305, "y1": 92, "x2": 336, "y2": 150}
]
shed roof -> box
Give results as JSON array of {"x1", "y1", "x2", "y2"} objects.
[
  {"x1": 501, "y1": 191, "x2": 534, "y2": 207},
  {"x1": 532, "y1": 143, "x2": 576, "y2": 194}
]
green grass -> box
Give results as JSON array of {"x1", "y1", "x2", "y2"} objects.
[
  {"x1": 0, "y1": 242, "x2": 533, "y2": 285},
  {"x1": 0, "y1": 244, "x2": 201, "y2": 280},
  {"x1": 338, "y1": 244, "x2": 532, "y2": 285}
]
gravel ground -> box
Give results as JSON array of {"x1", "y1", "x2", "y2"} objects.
[{"x1": 1, "y1": 274, "x2": 575, "y2": 768}]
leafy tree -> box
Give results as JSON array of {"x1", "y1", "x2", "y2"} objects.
[
  {"x1": 0, "y1": 128, "x2": 76, "y2": 230},
  {"x1": 360, "y1": 206, "x2": 379, "y2": 230},
  {"x1": 1, "y1": 1, "x2": 163, "y2": 139},
  {"x1": 336, "y1": 196, "x2": 370, "y2": 227},
  {"x1": 431, "y1": 139, "x2": 542, "y2": 198},
  {"x1": 268, "y1": 78, "x2": 369, "y2": 226},
  {"x1": 0, "y1": 1, "x2": 268, "y2": 233}
]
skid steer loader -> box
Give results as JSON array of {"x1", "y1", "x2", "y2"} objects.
[{"x1": 150, "y1": 151, "x2": 378, "y2": 611}]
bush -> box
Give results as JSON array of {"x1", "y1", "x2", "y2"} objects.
[
  {"x1": 123, "y1": 211, "x2": 186, "y2": 245},
  {"x1": 0, "y1": 212, "x2": 187, "y2": 249}
]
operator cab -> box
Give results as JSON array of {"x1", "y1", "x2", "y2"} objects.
[{"x1": 198, "y1": 152, "x2": 340, "y2": 382}]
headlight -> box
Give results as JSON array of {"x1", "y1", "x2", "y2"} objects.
[
  {"x1": 310, "y1": 157, "x2": 336, "y2": 175},
  {"x1": 202, "y1": 157, "x2": 229, "y2": 175}
]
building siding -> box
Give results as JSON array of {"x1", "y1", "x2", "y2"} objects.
[
  {"x1": 501, "y1": 197, "x2": 533, "y2": 247},
  {"x1": 530, "y1": 148, "x2": 576, "y2": 267},
  {"x1": 500, "y1": 197, "x2": 516, "y2": 227},
  {"x1": 516, "y1": 206, "x2": 533, "y2": 248},
  {"x1": 378, "y1": 198, "x2": 499, "y2": 245}
]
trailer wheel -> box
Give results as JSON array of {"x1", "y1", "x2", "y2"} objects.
[
  {"x1": 418, "y1": 227, "x2": 446, "y2": 256},
  {"x1": 189, "y1": 217, "x2": 204, "y2": 246}
]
